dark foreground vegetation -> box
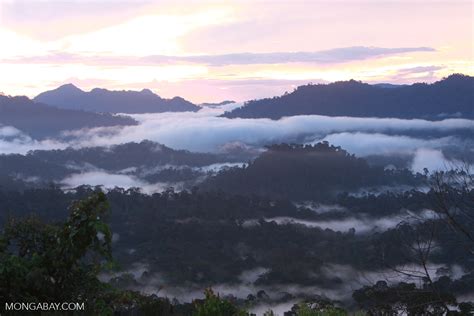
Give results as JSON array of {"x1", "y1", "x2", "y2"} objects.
[
  {"x1": 0, "y1": 142, "x2": 473, "y2": 315},
  {"x1": 1, "y1": 177, "x2": 473, "y2": 314}
]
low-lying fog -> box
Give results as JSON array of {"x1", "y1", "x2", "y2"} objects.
[
  {"x1": 100, "y1": 262, "x2": 467, "y2": 308},
  {"x1": 242, "y1": 209, "x2": 437, "y2": 234},
  {"x1": 60, "y1": 162, "x2": 246, "y2": 194},
  {"x1": 1, "y1": 103, "x2": 472, "y2": 192},
  {"x1": 1, "y1": 104, "x2": 472, "y2": 158}
]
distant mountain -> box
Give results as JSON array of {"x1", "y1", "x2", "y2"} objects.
[
  {"x1": 34, "y1": 84, "x2": 199, "y2": 114},
  {"x1": 223, "y1": 74, "x2": 474, "y2": 119},
  {"x1": 0, "y1": 95, "x2": 137, "y2": 138}
]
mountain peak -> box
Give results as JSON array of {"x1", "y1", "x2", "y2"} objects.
[
  {"x1": 56, "y1": 83, "x2": 83, "y2": 93},
  {"x1": 90, "y1": 87, "x2": 108, "y2": 93},
  {"x1": 441, "y1": 73, "x2": 473, "y2": 85},
  {"x1": 140, "y1": 88, "x2": 155, "y2": 95},
  {"x1": 445, "y1": 73, "x2": 471, "y2": 80}
]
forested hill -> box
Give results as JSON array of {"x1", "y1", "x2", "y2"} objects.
[
  {"x1": 201, "y1": 142, "x2": 421, "y2": 200},
  {"x1": 0, "y1": 140, "x2": 236, "y2": 182},
  {"x1": 34, "y1": 83, "x2": 200, "y2": 113},
  {"x1": 27, "y1": 140, "x2": 231, "y2": 169},
  {"x1": 223, "y1": 74, "x2": 474, "y2": 120},
  {"x1": 0, "y1": 95, "x2": 137, "y2": 138}
]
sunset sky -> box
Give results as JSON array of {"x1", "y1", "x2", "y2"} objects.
[{"x1": 0, "y1": 0, "x2": 472, "y2": 102}]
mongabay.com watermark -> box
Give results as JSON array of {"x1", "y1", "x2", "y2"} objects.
[{"x1": 4, "y1": 302, "x2": 85, "y2": 312}]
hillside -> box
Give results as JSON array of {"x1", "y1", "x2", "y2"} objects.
[
  {"x1": 34, "y1": 84, "x2": 199, "y2": 113},
  {"x1": 28, "y1": 140, "x2": 231, "y2": 170},
  {"x1": 201, "y1": 142, "x2": 420, "y2": 200},
  {"x1": 223, "y1": 74, "x2": 474, "y2": 119},
  {"x1": 0, "y1": 95, "x2": 137, "y2": 138},
  {"x1": 0, "y1": 140, "x2": 236, "y2": 184}
]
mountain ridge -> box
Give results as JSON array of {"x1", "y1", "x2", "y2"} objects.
[
  {"x1": 0, "y1": 95, "x2": 137, "y2": 138},
  {"x1": 34, "y1": 84, "x2": 200, "y2": 114},
  {"x1": 222, "y1": 74, "x2": 474, "y2": 120}
]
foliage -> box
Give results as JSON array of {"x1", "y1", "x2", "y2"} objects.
[
  {"x1": 98, "y1": 289, "x2": 182, "y2": 316},
  {"x1": 0, "y1": 158, "x2": 473, "y2": 314},
  {"x1": 193, "y1": 288, "x2": 249, "y2": 316},
  {"x1": 0, "y1": 192, "x2": 112, "y2": 305},
  {"x1": 352, "y1": 280, "x2": 458, "y2": 315},
  {"x1": 293, "y1": 302, "x2": 347, "y2": 316},
  {"x1": 0, "y1": 184, "x2": 473, "y2": 290}
]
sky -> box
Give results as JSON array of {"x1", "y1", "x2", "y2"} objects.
[{"x1": 0, "y1": 0, "x2": 472, "y2": 103}]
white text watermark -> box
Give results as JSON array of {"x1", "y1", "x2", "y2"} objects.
[{"x1": 4, "y1": 302, "x2": 85, "y2": 312}]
